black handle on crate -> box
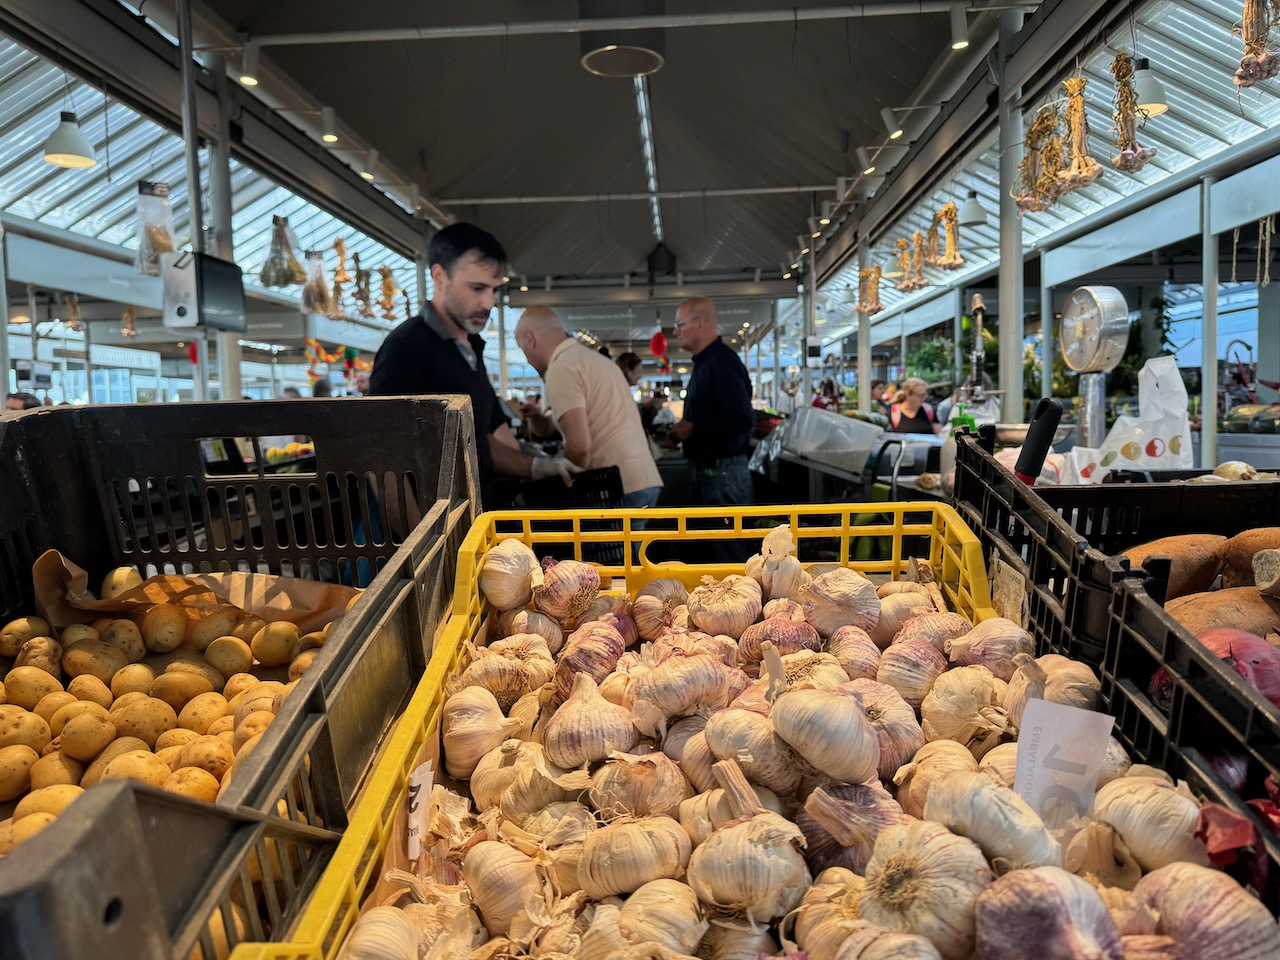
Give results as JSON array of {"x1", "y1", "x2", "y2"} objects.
[{"x1": 1014, "y1": 398, "x2": 1064, "y2": 487}]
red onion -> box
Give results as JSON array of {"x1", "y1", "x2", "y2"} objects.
[
  {"x1": 1204, "y1": 751, "x2": 1250, "y2": 795},
  {"x1": 1149, "y1": 628, "x2": 1280, "y2": 711}
]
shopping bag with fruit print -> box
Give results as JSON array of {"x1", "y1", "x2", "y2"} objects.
[{"x1": 1067, "y1": 355, "x2": 1193, "y2": 483}]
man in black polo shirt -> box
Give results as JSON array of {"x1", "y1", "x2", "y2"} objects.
[
  {"x1": 369, "y1": 223, "x2": 578, "y2": 508},
  {"x1": 670, "y1": 296, "x2": 754, "y2": 507}
]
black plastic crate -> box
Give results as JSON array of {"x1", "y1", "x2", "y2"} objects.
[{"x1": 522, "y1": 466, "x2": 626, "y2": 565}]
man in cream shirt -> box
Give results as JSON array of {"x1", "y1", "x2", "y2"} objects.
[{"x1": 515, "y1": 306, "x2": 663, "y2": 512}]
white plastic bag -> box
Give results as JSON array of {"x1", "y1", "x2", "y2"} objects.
[{"x1": 1067, "y1": 355, "x2": 1192, "y2": 483}]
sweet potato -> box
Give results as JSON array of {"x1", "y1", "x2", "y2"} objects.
[
  {"x1": 1223, "y1": 528, "x2": 1280, "y2": 588},
  {"x1": 1165, "y1": 586, "x2": 1280, "y2": 638},
  {"x1": 1123, "y1": 534, "x2": 1226, "y2": 600}
]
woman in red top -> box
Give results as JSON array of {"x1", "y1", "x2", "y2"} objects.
[{"x1": 889, "y1": 377, "x2": 940, "y2": 435}]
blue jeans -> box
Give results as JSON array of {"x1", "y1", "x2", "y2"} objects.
[
  {"x1": 691, "y1": 455, "x2": 751, "y2": 506},
  {"x1": 621, "y1": 485, "x2": 661, "y2": 563}
]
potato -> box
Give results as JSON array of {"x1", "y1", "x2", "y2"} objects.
[
  {"x1": 191, "y1": 903, "x2": 247, "y2": 960},
  {"x1": 272, "y1": 680, "x2": 298, "y2": 714},
  {"x1": 165, "y1": 766, "x2": 220, "y2": 802},
  {"x1": 206, "y1": 716, "x2": 235, "y2": 736},
  {"x1": 251, "y1": 622, "x2": 299, "y2": 667},
  {"x1": 215, "y1": 731, "x2": 235, "y2": 747},
  {"x1": 100, "y1": 750, "x2": 172, "y2": 788},
  {"x1": 0, "y1": 712, "x2": 51, "y2": 753},
  {"x1": 100, "y1": 620, "x2": 146, "y2": 664},
  {"x1": 178, "y1": 736, "x2": 235, "y2": 781},
  {"x1": 33, "y1": 692, "x2": 78, "y2": 724},
  {"x1": 50, "y1": 700, "x2": 109, "y2": 737},
  {"x1": 296, "y1": 631, "x2": 327, "y2": 653},
  {"x1": 0, "y1": 616, "x2": 51, "y2": 658},
  {"x1": 205, "y1": 636, "x2": 253, "y2": 678},
  {"x1": 14, "y1": 783, "x2": 84, "y2": 820},
  {"x1": 109, "y1": 691, "x2": 149, "y2": 713},
  {"x1": 1166, "y1": 586, "x2": 1280, "y2": 638},
  {"x1": 100, "y1": 566, "x2": 143, "y2": 600},
  {"x1": 233, "y1": 682, "x2": 286, "y2": 727},
  {"x1": 89, "y1": 616, "x2": 115, "y2": 634},
  {"x1": 80, "y1": 737, "x2": 150, "y2": 788},
  {"x1": 231, "y1": 616, "x2": 267, "y2": 644},
  {"x1": 0, "y1": 811, "x2": 56, "y2": 854},
  {"x1": 0, "y1": 744, "x2": 40, "y2": 800},
  {"x1": 4, "y1": 667, "x2": 63, "y2": 711},
  {"x1": 288, "y1": 649, "x2": 319, "y2": 681},
  {"x1": 15, "y1": 636, "x2": 64, "y2": 679},
  {"x1": 142, "y1": 604, "x2": 188, "y2": 654},
  {"x1": 189, "y1": 608, "x2": 242, "y2": 652},
  {"x1": 111, "y1": 697, "x2": 177, "y2": 747},
  {"x1": 216, "y1": 732, "x2": 264, "y2": 800},
  {"x1": 223, "y1": 673, "x2": 258, "y2": 699},
  {"x1": 40, "y1": 736, "x2": 62, "y2": 757},
  {"x1": 111, "y1": 663, "x2": 157, "y2": 699},
  {"x1": 346, "y1": 591, "x2": 362, "y2": 612},
  {"x1": 59, "y1": 624, "x2": 100, "y2": 651},
  {"x1": 165, "y1": 660, "x2": 224, "y2": 691},
  {"x1": 67, "y1": 675, "x2": 112, "y2": 709},
  {"x1": 29, "y1": 752, "x2": 83, "y2": 789},
  {"x1": 151, "y1": 673, "x2": 214, "y2": 712},
  {"x1": 1224, "y1": 528, "x2": 1280, "y2": 587},
  {"x1": 0, "y1": 679, "x2": 5, "y2": 704},
  {"x1": 0, "y1": 705, "x2": 24, "y2": 721},
  {"x1": 62, "y1": 641, "x2": 128, "y2": 684},
  {"x1": 233, "y1": 711, "x2": 274, "y2": 751},
  {"x1": 178, "y1": 692, "x2": 228, "y2": 735},
  {"x1": 60, "y1": 712, "x2": 118, "y2": 762},
  {"x1": 155, "y1": 745, "x2": 185, "y2": 770},
  {"x1": 156, "y1": 727, "x2": 203, "y2": 751}
]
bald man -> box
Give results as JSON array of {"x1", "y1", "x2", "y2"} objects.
[
  {"x1": 516, "y1": 307, "x2": 662, "y2": 511},
  {"x1": 670, "y1": 297, "x2": 754, "y2": 508}
]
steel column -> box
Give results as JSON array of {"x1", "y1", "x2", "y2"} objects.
[
  {"x1": 176, "y1": 0, "x2": 209, "y2": 401},
  {"x1": 1041, "y1": 252, "x2": 1053, "y2": 400},
  {"x1": 1201, "y1": 176, "x2": 1218, "y2": 468},
  {"x1": 0, "y1": 235, "x2": 10, "y2": 394},
  {"x1": 497, "y1": 301, "x2": 509, "y2": 399},
  {"x1": 857, "y1": 243, "x2": 872, "y2": 413},
  {"x1": 998, "y1": 9, "x2": 1026, "y2": 422},
  {"x1": 208, "y1": 51, "x2": 241, "y2": 399}
]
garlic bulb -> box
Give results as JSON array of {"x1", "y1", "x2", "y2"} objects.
[
  {"x1": 1044, "y1": 658, "x2": 1101, "y2": 711},
  {"x1": 634, "y1": 579, "x2": 689, "y2": 642},
  {"x1": 698, "y1": 920, "x2": 780, "y2": 960},
  {"x1": 678, "y1": 782, "x2": 785, "y2": 846},
  {"x1": 553, "y1": 619, "x2": 626, "y2": 701},
  {"x1": 1003, "y1": 652, "x2": 1048, "y2": 735},
  {"x1": 1091, "y1": 777, "x2": 1210, "y2": 871},
  {"x1": 859, "y1": 821, "x2": 994, "y2": 960},
  {"x1": 578, "y1": 816, "x2": 692, "y2": 899},
  {"x1": 470, "y1": 739, "x2": 590, "y2": 818},
  {"x1": 737, "y1": 617, "x2": 822, "y2": 675},
  {"x1": 339, "y1": 905, "x2": 419, "y2": 960},
  {"x1": 974, "y1": 866, "x2": 1123, "y2": 960},
  {"x1": 703, "y1": 707, "x2": 802, "y2": 796},
  {"x1": 876, "y1": 580, "x2": 930, "y2": 599},
  {"x1": 680, "y1": 730, "x2": 717, "y2": 793},
  {"x1": 828, "y1": 625, "x2": 881, "y2": 680},
  {"x1": 874, "y1": 639, "x2": 946, "y2": 708},
  {"x1": 1096, "y1": 737, "x2": 1131, "y2": 788},
  {"x1": 892, "y1": 739, "x2": 980, "y2": 819},
  {"x1": 1063, "y1": 820, "x2": 1141, "y2": 891},
  {"x1": 463, "y1": 841, "x2": 548, "y2": 936},
  {"x1": 1119, "y1": 935, "x2": 1177, "y2": 959},
  {"x1": 871, "y1": 592, "x2": 934, "y2": 647},
  {"x1": 686, "y1": 760, "x2": 812, "y2": 922},
  {"x1": 480, "y1": 538, "x2": 543, "y2": 612},
  {"x1": 494, "y1": 801, "x2": 597, "y2": 897},
  {"x1": 631, "y1": 652, "x2": 734, "y2": 727},
  {"x1": 461, "y1": 634, "x2": 555, "y2": 710},
  {"x1": 661, "y1": 715, "x2": 707, "y2": 764},
  {"x1": 797, "y1": 783, "x2": 910, "y2": 875},
  {"x1": 755, "y1": 526, "x2": 809, "y2": 603},
  {"x1": 618, "y1": 879, "x2": 709, "y2": 954},
  {"x1": 778, "y1": 650, "x2": 849, "y2": 691},
  {"x1": 588, "y1": 750, "x2": 691, "y2": 820},
  {"x1": 977, "y1": 742, "x2": 1019, "y2": 788},
  {"x1": 892, "y1": 612, "x2": 972, "y2": 653},
  {"x1": 842, "y1": 678, "x2": 924, "y2": 779},
  {"x1": 764, "y1": 597, "x2": 807, "y2": 621},
  {"x1": 535, "y1": 558, "x2": 601, "y2": 623},
  {"x1": 790, "y1": 867, "x2": 865, "y2": 960},
  {"x1": 686, "y1": 575, "x2": 762, "y2": 638},
  {"x1": 582, "y1": 592, "x2": 629, "y2": 623},
  {"x1": 945, "y1": 617, "x2": 1033, "y2": 681},
  {"x1": 495, "y1": 608, "x2": 564, "y2": 654},
  {"x1": 923, "y1": 770, "x2": 1062, "y2": 871},
  {"x1": 508, "y1": 690, "x2": 542, "y2": 741},
  {"x1": 772, "y1": 688, "x2": 880, "y2": 785},
  {"x1": 578, "y1": 901, "x2": 629, "y2": 960},
  {"x1": 920, "y1": 665, "x2": 1009, "y2": 758},
  {"x1": 543, "y1": 673, "x2": 640, "y2": 768},
  {"x1": 831, "y1": 923, "x2": 943, "y2": 960},
  {"x1": 1124, "y1": 861, "x2": 1280, "y2": 959},
  {"x1": 800, "y1": 568, "x2": 880, "y2": 637},
  {"x1": 442, "y1": 686, "x2": 522, "y2": 779}
]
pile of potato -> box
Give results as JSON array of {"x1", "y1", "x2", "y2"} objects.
[{"x1": 0, "y1": 565, "x2": 355, "y2": 856}]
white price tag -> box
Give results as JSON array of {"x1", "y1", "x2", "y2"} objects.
[
  {"x1": 990, "y1": 551, "x2": 1030, "y2": 629},
  {"x1": 1013, "y1": 700, "x2": 1115, "y2": 819},
  {"x1": 406, "y1": 761, "x2": 434, "y2": 861}
]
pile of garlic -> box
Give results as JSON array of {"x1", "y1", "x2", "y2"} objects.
[{"x1": 339, "y1": 528, "x2": 1280, "y2": 960}]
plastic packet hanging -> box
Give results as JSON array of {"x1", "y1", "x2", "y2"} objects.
[
  {"x1": 260, "y1": 215, "x2": 307, "y2": 287},
  {"x1": 300, "y1": 249, "x2": 334, "y2": 315},
  {"x1": 134, "y1": 181, "x2": 175, "y2": 276}
]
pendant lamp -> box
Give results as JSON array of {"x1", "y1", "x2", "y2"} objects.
[
  {"x1": 1132, "y1": 58, "x2": 1168, "y2": 117},
  {"x1": 43, "y1": 112, "x2": 97, "y2": 168},
  {"x1": 958, "y1": 190, "x2": 988, "y2": 227}
]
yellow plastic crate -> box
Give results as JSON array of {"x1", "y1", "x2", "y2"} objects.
[{"x1": 230, "y1": 501, "x2": 993, "y2": 960}]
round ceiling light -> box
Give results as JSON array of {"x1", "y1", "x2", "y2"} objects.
[{"x1": 580, "y1": 0, "x2": 666, "y2": 78}]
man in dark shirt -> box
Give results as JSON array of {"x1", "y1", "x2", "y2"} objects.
[
  {"x1": 670, "y1": 297, "x2": 754, "y2": 507},
  {"x1": 369, "y1": 223, "x2": 578, "y2": 508}
]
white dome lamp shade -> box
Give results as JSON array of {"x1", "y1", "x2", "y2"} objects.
[
  {"x1": 958, "y1": 190, "x2": 988, "y2": 227},
  {"x1": 1132, "y1": 58, "x2": 1168, "y2": 117},
  {"x1": 43, "y1": 112, "x2": 97, "y2": 169}
]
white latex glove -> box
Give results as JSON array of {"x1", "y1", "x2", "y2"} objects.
[{"x1": 531, "y1": 456, "x2": 583, "y2": 484}]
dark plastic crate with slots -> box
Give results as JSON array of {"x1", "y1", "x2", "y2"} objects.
[
  {"x1": 521, "y1": 465, "x2": 626, "y2": 565},
  {"x1": 0, "y1": 398, "x2": 481, "y2": 960}
]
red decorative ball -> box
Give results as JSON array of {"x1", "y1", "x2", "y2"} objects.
[{"x1": 650, "y1": 332, "x2": 667, "y2": 357}]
